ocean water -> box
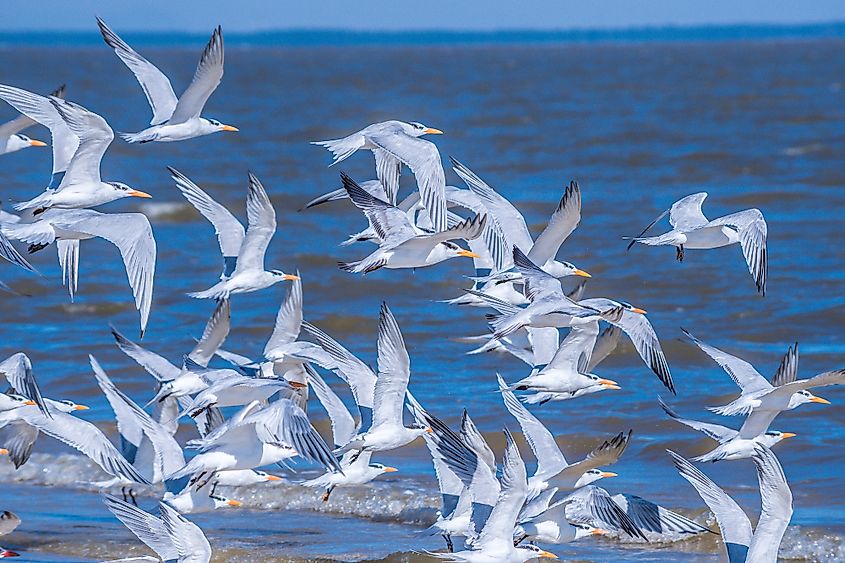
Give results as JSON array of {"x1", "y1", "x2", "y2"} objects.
[{"x1": 0, "y1": 30, "x2": 844, "y2": 562}]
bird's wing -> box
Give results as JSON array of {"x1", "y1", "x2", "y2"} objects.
[
  {"x1": 372, "y1": 303, "x2": 411, "y2": 429},
  {"x1": 668, "y1": 450, "x2": 752, "y2": 550},
  {"x1": 547, "y1": 322, "x2": 599, "y2": 373},
  {"x1": 232, "y1": 172, "x2": 275, "y2": 274},
  {"x1": 0, "y1": 84, "x2": 64, "y2": 138},
  {"x1": 159, "y1": 501, "x2": 213, "y2": 563},
  {"x1": 770, "y1": 343, "x2": 798, "y2": 387},
  {"x1": 90, "y1": 356, "x2": 144, "y2": 451},
  {"x1": 779, "y1": 369, "x2": 845, "y2": 393},
  {"x1": 372, "y1": 148, "x2": 402, "y2": 204},
  {"x1": 708, "y1": 209, "x2": 767, "y2": 295},
  {"x1": 264, "y1": 276, "x2": 303, "y2": 355},
  {"x1": 563, "y1": 430, "x2": 631, "y2": 478},
  {"x1": 1, "y1": 420, "x2": 39, "y2": 469},
  {"x1": 305, "y1": 364, "x2": 356, "y2": 448},
  {"x1": 368, "y1": 133, "x2": 447, "y2": 232},
  {"x1": 0, "y1": 230, "x2": 35, "y2": 272},
  {"x1": 20, "y1": 406, "x2": 149, "y2": 483},
  {"x1": 681, "y1": 329, "x2": 771, "y2": 393},
  {"x1": 587, "y1": 325, "x2": 622, "y2": 372},
  {"x1": 52, "y1": 211, "x2": 155, "y2": 336},
  {"x1": 405, "y1": 401, "x2": 465, "y2": 509},
  {"x1": 424, "y1": 213, "x2": 486, "y2": 244},
  {"x1": 513, "y1": 246, "x2": 564, "y2": 300},
  {"x1": 0, "y1": 353, "x2": 49, "y2": 416},
  {"x1": 460, "y1": 410, "x2": 496, "y2": 471},
  {"x1": 49, "y1": 97, "x2": 113, "y2": 186},
  {"x1": 96, "y1": 18, "x2": 178, "y2": 125},
  {"x1": 565, "y1": 486, "x2": 648, "y2": 540},
  {"x1": 747, "y1": 445, "x2": 792, "y2": 562},
  {"x1": 103, "y1": 495, "x2": 178, "y2": 561},
  {"x1": 341, "y1": 172, "x2": 416, "y2": 245},
  {"x1": 669, "y1": 192, "x2": 709, "y2": 230},
  {"x1": 169, "y1": 167, "x2": 245, "y2": 267},
  {"x1": 527, "y1": 181, "x2": 582, "y2": 265},
  {"x1": 611, "y1": 493, "x2": 711, "y2": 535},
  {"x1": 497, "y1": 374, "x2": 568, "y2": 480},
  {"x1": 168, "y1": 26, "x2": 224, "y2": 124},
  {"x1": 659, "y1": 398, "x2": 737, "y2": 443},
  {"x1": 451, "y1": 157, "x2": 533, "y2": 261},
  {"x1": 737, "y1": 408, "x2": 780, "y2": 440},
  {"x1": 188, "y1": 298, "x2": 231, "y2": 367},
  {"x1": 111, "y1": 327, "x2": 181, "y2": 382},
  {"x1": 477, "y1": 429, "x2": 528, "y2": 550},
  {"x1": 0, "y1": 84, "x2": 78, "y2": 178}
]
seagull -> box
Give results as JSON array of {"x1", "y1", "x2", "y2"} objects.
[
  {"x1": 337, "y1": 174, "x2": 484, "y2": 274},
  {"x1": 188, "y1": 172, "x2": 299, "y2": 299},
  {"x1": 302, "y1": 365, "x2": 396, "y2": 501},
  {"x1": 312, "y1": 120, "x2": 446, "y2": 230},
  {"x1": 659, "y1": 397, "x2": 795, "y2": 462},
  {"x1": 626, "y1": 192, "x2": 768, "y2": 295},
  {"x1": 0, "y1": 85, "x2": 152, "y2": 213},
  {"x1": 334, "y1": 303, "x2": 431, "y2": 455},
  {"x1": 504, "y1": 322, "x2": 620, "y2": 400},
  {"x1": 169, "y1": 167, "x2": 244, "y2": 279},
  {"x1": 104, "y1": 494, "x2": 212, "y2": 563},
  {"x1": 97, "y1": 18, "x2": 237, "y2": 143},
  {"x1": 2, "y1": 208, "x2": 156, "y2": 336},
  {"x1": 162, "y1": 483, "x2": 242, "y2": 515},
  {"x1": 428, "y1": 429, "x2": 559, "y2": 562},
  {"x1": 0, "y1": 83, "x2": 57, "y2": 155},
  {"x1": 669, "y1": 445, "x2": 792, "y2": 562}
]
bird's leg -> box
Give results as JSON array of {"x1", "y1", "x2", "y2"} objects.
[
  {"x1": 444, "y1": 534, "x2": 454, "y2": 552},
  {"x1": 128, "y1": 488, "x2": 138, "y2": 506},
  {"x1": 189, "y1": 471, "x2": 207, "y2": 487},
  {"x1": 322, "y1": 485, "x2": 335, "y2": 503},
  {"x1": 28, "y1": 243, "x2": 48, "y2": 254},
  {"x1": 348, "y1": 450, "x2": 362, "y2": 465},
  {"x1": 196, "y1": 472, "x2": 214, "y2": 491},
  {"x1": 210, "y1": 481, "x2": 219, "y2": 497},
  {"x1": 676, "y1": 245, "x2": 685, "y2": 262},
  {"x1": 514, "y1": 533, "x2": 528, "y2": 546},
  {"x1": 121, "y1": 486, "x2": 128, "y2": 503}
]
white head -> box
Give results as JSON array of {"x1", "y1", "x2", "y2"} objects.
[
  {"x1": 407, "y1": 422, "x2": 433, "y2": 441},
  {"x1": 573, "y1": 468, "x2": 618, "y2": 489},
  {"x1": 760, "y1": 431, "x2": 796, "y2": 447},
  {"x1": 431, "y1": 242, "x2": 479, "y2": 264},
  {"x1": 517, "y1": 544, "x2": 558, "y2": 560},
  {"x1": 583, "y1": 374, "x2": 621, "y2": 392},
  {"x1": 542, "y1": 259, "x2": 591, "y2": 280},
  {"x1": 269, "y1": 270, "x2": 300, "y2": 282},
  {"x1": 368, "y1": 462, "x2": 399, "y2": 477},
  {"x1": 200, "y1": 117, "x2": 238, "y2": 135},
  {"x1": 787, "y1": 389, "x2": 830, "y2": 410},
  {"x1": 4, "y1": 133, "x2": 46, "y2": 153},
  {"x1": 107, "y1": 181, "x2": 152, "y2": 201},
  {"x1": 253, "y1": 470, "x2": 283, "y2": 483},
  {"x1": 49, "y1": 399, "x2": 90, "y2": 413},
  {"x1": 403, "y1": 121, "x2": 443, "y2": 138},
  {"x1": 210, "y1": 494, "x2": 242, "y2": 509}
]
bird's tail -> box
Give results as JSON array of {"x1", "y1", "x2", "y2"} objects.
[
  {"x1": 622, "y1": 232, "x2": 683, "y2": 246},
  {"x1": 338, "y1": 257, "x2": 386, "y2": 274},
  {"x1": 12, "y1": 190, "x2": 53, "y2": 212},
  {"x1": 311, "y1": 138, "x2": 359, "y2": 165},
  {"x1": 706, "y1": 398, "x2": 751, "y2": 417},
  {"x1": 57, "y1": 239, "x2": 80, "y2": 301},
  {"x1": 301, "y1": 187, "x2": 348, "y2": 210},
  {"x1": 120, "y1": 128, "x2": 158, "y2": 144},
  {"x1": 187, "y1": 281, "x2": 229, "y2": 300}
]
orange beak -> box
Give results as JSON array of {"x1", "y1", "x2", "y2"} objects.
[
  {"x1": 600, "y1": 471, "x2": 618, "y2": 478},
  {"x1": 810, "y1": 396, "x2": 831, "y2": 405},
  {"x1": 128, "y1": 189, "x2": 153, "y2": 199},
  {"x1": 227, "y1": 499, "x2": 242, "y2": 507},
  {"x1": 630, "y1": 307, "x2": 647, "y2": 315},
  {"x1": 457, "y1": 250, "x2": 480, "y2": 258},
  {"x1": 221, "y1": 125, "x2": 239, "y2": 132},
  {"x1": 29, "y1": 139, "x2": 47, "y2": 147},
  {"x1": 74, "y1": 404, "x2": 90, "y2": 411},
  {"x1": 780, "y1": 432, "x2": 796, "y2": 439},
  {"x1": 383, "y1": 466, "x2": 398, "y2": 473},
  {"x1": 265, "y1": 474, "x2": 283, "y2": 481},
  {"x1": 283, "y1": 274, "x2": 300, "y2": 281},
  {"x1": 597, "y1": 378, "x2": 618, "y2": 386},
  {"x1": 591, "y1": 528, "x2": 609, "y2": 536},
  {"x1": 573, "y1": 269, "x2": 592, "y2": 278},
  {"x1": 538, "y1": 550, "x2": 558, "y2": 559},
  {"x1": 22, "y1": 400, "x2": 36, "y2": 406},
  {"x1": 288, "y1": 381, "x2": 308, "y2": 389},
  {"x1": 422, "y1": 127, "x2": 443, "y2": 135},
  {"x1": 0, "y1": 449, "x2": 8, "y2": 455},
  {"x1": 425, "y1": 427, "x2": 433, "y2": 434}
]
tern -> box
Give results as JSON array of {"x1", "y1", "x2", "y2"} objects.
[
  {"x1": 0, "y1": 84, "x2": 60, "y2": 155},
  {"x1": 97, "y1": 18, "x2": 237, "y2": 143},
  {"x1": 669, "y1": 445, "x2": 792, "y2": 562},
  {"x1": 626, "y1": 192, "x2": 767, "y2": 295},
  {"x1": 312, "y1": 120, "x2": 446, "y2": 230},
  {"x1": 188, "y1": 172, "x2": 299, "y2": 299},
  {"x1": 0, "y1": 85, "x2": 152, "y2": 213},
  {"x1": 337, "y1": 174, "x2": 485, "y2": 274}
]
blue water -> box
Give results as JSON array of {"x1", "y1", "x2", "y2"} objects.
[{"x1": 0, "y1": 28, "x2": 843, "y2": 561}]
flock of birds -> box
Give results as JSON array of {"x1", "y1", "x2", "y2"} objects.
[{"x1": 0, "y1": 18, "x2": 840, "y2": 563}]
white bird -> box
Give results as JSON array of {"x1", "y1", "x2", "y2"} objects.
[
  {"x1": 626, "y1": 192, "x2": 768, "y2": 295},
  {"x1": 0, "y1": 394, "x2": 35, "y2": 414},
  {"x1": 669, "y1": 445, "x2": 792, "y2": 562},
  {"x1": 312, "y1": 120, "x2": 446, "y2": 230},
  {"x1": 659, "y1": 397, "x2": 795, "y2": 463},
  {"x1": 2, "y1": 208, "x2": 156, "y2": 336},
  {"x1": 0, "y1": 85, "x2": 152, "y2": 213},
  {"x1": 104, "y1": 494, "x2": 212, "y2": 563},
  {"x1": 188, "y1": 172, "x2": 299, "y2": 299},
  {"x1": 515, "y1": 498, "x2": 608, "y2": 545},
  {"x1": 212, "y1": 469, "x2": 282, "y2": 487},
  {"x1": 97, "y1": 18, "x2": 237, "y2": 143},
  {"x1": 0, "y1": 83, "x2": 55, "y2": 154},
  {"x1": 337, "y1": 174, "x2": 484, "y2": 274},
  {"x1": 334, "y1": 303, "x2": 431, "y2": 455},
  {"x1": 0, "y1": 353, "x2": 49, "y2": 416},
  {"x1": 162, "y1": 483, "x2": 242, "y2": 515},
  {"x1": 429, "y1": 429, "x2": 558, "y2": 562}
]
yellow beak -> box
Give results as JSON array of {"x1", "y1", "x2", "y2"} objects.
[
  {"x1": 780, "y1": 432, "x2": 796, "y2": 439},
  {"x1": 383, "y1": 466, "x2": 399, "y2": 473},
  {"x1": 22, "y1": 400, "x2": 36, "y2": 406},
  {"x1": 74, "y1": 404, "x2": 90, "y2": 411},
  {"x1": 573, "y1": 269, "x2": 592, "y2": 278},
  {"x1": 810, "y1": 396, "x2": 831, "y2": 405},
  {"x1": 422, "y1": 127, "x2": 443, "y2": 135},
  {"x1": 630, "y1": 307, "x2": 647, "y2": 315},
  {"x1": 221, "y1": 125, "x2": 239, "y2": 132},
  {"x1": 600, "y1": 471, "x2": 618, "y2": 478},
  {"x1": 538, "y1": 550, "x2": 558, "y2": 559},
  {"x1": 227, "y1": 499, "x2": 242, "y2": 507},
  {"x1": 29, "y1": 139, "x2": 48, "y2": 147},
  {"x1": 457, "y1": 250, "x2": 480, "y2": 258},
  {"x1": 128, "y1": 189, "x2": 153, "y2": 199},
  {"x1": 283, "y1": 274, "x2": 301, "y2": 281},
  {"x1": 0, "y1": 449, "x2": 8, "y2": 455}
]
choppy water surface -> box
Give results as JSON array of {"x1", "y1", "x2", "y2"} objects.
[{"x1": 0, "y1": 34, "x2": 845, "y2": 561}]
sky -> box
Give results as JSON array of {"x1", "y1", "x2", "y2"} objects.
[{"x1": 2, "y1": 0, "x2": 845, "y2": 32}]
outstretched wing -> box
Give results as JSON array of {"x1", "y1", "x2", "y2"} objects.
[
  {"x1": 169, "y1": 26, "x2": 225, "y2": 124},
  {"x1": 669, "y1": 192, "x2": 709, "y2": 230},
  {"x1": 372, "y1": 303, "x2": 412, "y2": 429},
  {"x1": 528, "y1": 181, "x2": 582, "y2": 265},
  {"x1": 233, "y1": 172, "x2": 275, "y2": 274}
]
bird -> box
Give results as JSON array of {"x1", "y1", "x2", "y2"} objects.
[
  {"x1": 97, "y1": 18, "x2": 237, "y2": 143},
  {"x1": 337, "y1": 173, "x2": 485, "y2": 274},
  {"x1": 104, "y1": 494, "x2": 212, "y2": 563},
  {"x1": 626, "y1": 192, "x2": 768, "y2": 295},
  {"x1": 333, "y1": 303, "x2": 431, "y2": 455},
  {"x1": 2, "y1": 208, "x2": 156, "y2": 336},
  {"x1": 188, "y1": 172, "x2": 299, "y2": 299},
  {"x1": 0, "y1": 83, "x2": 57, "y2": 155},
  {"x1": 0, "y1": 231, "x2": 34, "y2": 274},
  {"x1": 312, "y1": 120, "x2": 447, "y2": 230},
  {"x1": 211, "y1": 469, "x2": 283, "y2": 487},
  {"x1": 669, "y1": 445, "x2": 792, "y2": 562},
  {"x1": 0, "y1": 84, "x2": 152, "y2": 213}
]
